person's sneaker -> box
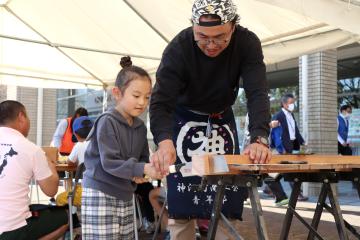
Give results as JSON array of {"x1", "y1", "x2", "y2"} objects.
[
  {"x1": 145, "y1": 222, "x2": 155, "y2": 234},
  {"x1": 275, "y1": 198, "x2": 289, "y2": 207},
  {"x1": 298, "y1": 194, "x2": 309, "y2": 201},
  {"x1": 263, "y1": 186, "x2": 275, "y2": 198}
]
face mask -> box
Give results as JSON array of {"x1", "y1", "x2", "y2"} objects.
[
  {"x1": 287, "y1": 103, "x2": 295, "y2": 112},
  {"x1": 342, "y1": 112, "x2": 351, "y2": 119}
]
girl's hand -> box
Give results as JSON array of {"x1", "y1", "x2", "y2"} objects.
[
  {"x1": 132, "y1": 177, "x2": 149, "y2": 184},
  {"x1": 144, "y1": 163, "x2": 162, "y2": 180}
]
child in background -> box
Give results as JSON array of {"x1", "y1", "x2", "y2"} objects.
[
  {"x1": 81, "y1": 56, "x2": 161, "y2": 239},
  {"x1": 55, "y1": 116, "x2": 93, "y2": 207}
]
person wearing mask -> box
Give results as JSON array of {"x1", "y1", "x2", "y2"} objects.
[
  {"x1": 273, "y1": 94, "x2": 304, "y2": 154},
  {"x1": 337, "y1": 104, "x2": 353, "y2": 155},
  {"x1": 243, "y1": 114, "x2": 289, "y2": 206},
  {"x1": 149, "y1": 0, "x2": 272, "y2": 238},
  {"x1": 273, "y1": 93, "x2": 308, "y2": 201},
  {"x1": 52, "y1": 107, "x2": 88, "y2": 156}
]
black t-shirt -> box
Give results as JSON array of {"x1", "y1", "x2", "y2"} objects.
[{"x1": 150, "y1": 25, "x2": 270, "y2": 144}]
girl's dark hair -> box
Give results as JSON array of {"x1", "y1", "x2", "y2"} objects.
[
  {"x1": 70, "y1": 107, "x2": 88, "y2": 132},
  {"x1": 115, "y1": 56, "x2": 151, "y2": 93},
  {"x1": 0, "y1": 100, "x2": 26, "y2": 125}
]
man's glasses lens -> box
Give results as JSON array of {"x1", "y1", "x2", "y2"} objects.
[{"x1": 196, "y1": 39, "x2": 228, "y2": 45}]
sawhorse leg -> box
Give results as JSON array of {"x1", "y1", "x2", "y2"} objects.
[
  {"x1": 220, "y1": 213, "x2": 244, "y2": 240},
  {"x1": 206, "y1": 175, "x2": 268, "y2": 240},
  {"x1": 307, "y1": 181, "x2": 349, "y2": 240},
  {"x1": 323, "y1": 204, "x2": 360, "y2": 239},
  {"x1": 327, "y1": 183, "x2": 349, "y2": 240},
  {"x1": 355, "y1": 179, "x2": 360, "y2": 198},
  {"x1": 248, "y1": 182, "x2": 269, "y2": 240},
  {"x1": 279, "y1": 180, "x2": 302, "y2": 240},
  {"x1": 207, "y1": 182, "x2": 226, "y2": 240},
  {"x1": 307, "y1": 183, "x2": 328, "y2": 240}
]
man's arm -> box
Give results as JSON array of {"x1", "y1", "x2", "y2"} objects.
[
  {"x1": 150, "y1": 47, "x2": 186, "y2": 145},
  {"x1": 35, "y1": 149, "x2": 59, "y2": 197},
  {"x1": 149, "y1": 44, "x2": 186, "y2": 175},
  {"x1": 241, "y1": 32, "x2": 270, "y2": 141},
  {"x1": 241, "y1": 32, "x2": 271, "y2": 163}
]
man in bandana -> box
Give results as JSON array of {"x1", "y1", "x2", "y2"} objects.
[{"x1": 150, "y1": 0, "x2": 271, "y2": 238}]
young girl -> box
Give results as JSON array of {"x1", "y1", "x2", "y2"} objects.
[{"x1": 81, "y1": 56, "x2": 161, "y2": 239}]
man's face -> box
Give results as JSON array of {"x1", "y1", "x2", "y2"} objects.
[
  {"x1": 284, "y1": 98, "x2": 295, "y2": 111},
  {"x1": 193, "y1": 21, "x2": 234, "y2": 58},
  {"x1": 342, "y1": 107, "x2": 352, "y2": 116}
]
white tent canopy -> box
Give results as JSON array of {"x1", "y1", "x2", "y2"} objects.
[{"x1": 0, "y1": 0, "x2": 359, "y2": 89}]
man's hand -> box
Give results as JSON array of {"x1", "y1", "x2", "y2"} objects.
[
  {"x1": 150, "y1": 139, "x2": 176, "y2": 176},
  {"x1": 269, "y1": 120, "x2": 279, "y2": 129},
  {"x1": 243, "y1": 143, "x2": 272, "y2": 164}
]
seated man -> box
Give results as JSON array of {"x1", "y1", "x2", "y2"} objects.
[
  {"x1": 56, "y1": 116, "x2": 93, "y2": 207},
  {"x1": 0, "y1": 100, "x2": 68, "y2": 240}
]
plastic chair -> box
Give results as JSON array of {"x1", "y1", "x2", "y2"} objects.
[{"x1": 67, "y1": 163, "x2": 85, "y2": 240}]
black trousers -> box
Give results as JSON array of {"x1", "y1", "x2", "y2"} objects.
[
  {"x1": 338, "y1": 142, "x2": 352, "y2": 155},
  {"x1": 264, "y1": 176, "x2": 288, "y2": 202}
]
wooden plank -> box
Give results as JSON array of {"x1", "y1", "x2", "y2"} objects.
[
  {"x1": 56, "y1": 163, "x2": 77, "y2": 172},
  {"x1": 229, "y1": 163, "x2": 360, "y2": 173},
  {"x1": 41, "y1": 146, "x2": 58, "y2": 164},
  {"x1": 224, "y1": 154, "x2": 360, "y2": 165},
  {"x1": 192, "y1": 154, "x2": 360, "y2": 175}
]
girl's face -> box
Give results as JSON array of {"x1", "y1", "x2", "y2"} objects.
[{"x1": 113, "y1": 77, "x2": 152, "y2": 119}]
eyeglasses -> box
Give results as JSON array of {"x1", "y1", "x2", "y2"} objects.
[
  {"x1": 194, "y1": 28, "x2": 233, "y2": 46},
  {"x1": 195, "y1": 38, "x2": 230, "y2": 46}
]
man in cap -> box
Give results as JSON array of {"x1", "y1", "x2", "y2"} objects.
[{"x1": 150, "y1": 0, "x2": 271, "y2": 238}]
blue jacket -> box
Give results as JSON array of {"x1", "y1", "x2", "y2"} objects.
[
  {"x1": 273, "y1": 110, "x2": 304, "y2": 153},
  {"x1": 337, "y1": 115, "x2": 349, "y2": 142},
  {"x1": 270, "y1": 126, "x2": 285, "y2": 154}
]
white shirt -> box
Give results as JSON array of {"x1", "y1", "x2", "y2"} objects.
[
  {"x1": 52, "y1": 119, "x2": 68, "y2": 148},
  {"x1": 68, "y1": 141, "x2": 89, "y2": 165},
  {"x1": 282, "y1": 108, "x2": 296, "y2": 140},
  {"x1": 0, "y1": 127, "x2": 52, "y2": 234}
]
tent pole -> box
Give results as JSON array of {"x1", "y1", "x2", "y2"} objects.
[
  {"x1": 123, "y1": 0, "x2": 170, "y2": 43},
  {"x1": 4, "y1": 6, "x2": 107, "y2": 88},
  {"x1": 0, "y1": 72, "x2": 102, "y2": 88},
  {"x1": 36, "y1": 88, "x2": 43, "y2": 146},
  {"x1": 0, "y1": 34, "x2": 161, "y2": 61},
  {"x1": 261, "y1": 23, "x2": 328, "y2": 44}
]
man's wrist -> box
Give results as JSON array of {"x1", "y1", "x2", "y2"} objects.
[{"x1": 250, "y1": 136, "x2": 269, "y2": 148}]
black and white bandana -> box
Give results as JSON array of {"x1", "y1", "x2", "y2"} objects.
[{"x1": 192, "y1": 0, "x2": 237, "y2": 26}]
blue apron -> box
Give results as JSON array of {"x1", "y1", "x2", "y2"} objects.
[{"x1": 167, "y1": 106, "x2": 246, "y2": 220}]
